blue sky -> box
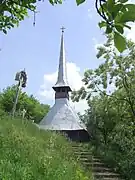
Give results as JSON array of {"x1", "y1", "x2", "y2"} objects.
[{"x1": 0, "y1": 0, "x2": 105, "y2": 108}]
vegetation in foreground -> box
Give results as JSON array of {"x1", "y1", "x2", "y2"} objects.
[
  {"x1": 72, "y1": 37, "x2": 135, "y2": 180},
  {"x1": 0, "y1": 115, "x2": 91, "y2": 180}
]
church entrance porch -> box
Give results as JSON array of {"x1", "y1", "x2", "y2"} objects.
[{"x1": 61, "y1": 130, "x2": 90, "y2": 142}]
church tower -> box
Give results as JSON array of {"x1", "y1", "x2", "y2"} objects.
[
  {"x1": 39, "y1": 28, "x2": 90, "y2": 142},
  {"x1": 52, "y1": 27, "x2": 71, "y2": 99}
]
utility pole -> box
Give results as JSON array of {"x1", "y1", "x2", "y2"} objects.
[
  {"x1": 12, "y1": 69, "x2": 27, "y2": 117},
  {"x1": 22, "y1": 108, "x2": 27, "y2": 119}
]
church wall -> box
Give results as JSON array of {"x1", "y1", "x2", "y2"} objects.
[
  {"x1": 60, "y1": 130, "x2": 90, "y2": 142},
  {"x1": 55, "y1": 92, "x2": 69, "y2": 99}
]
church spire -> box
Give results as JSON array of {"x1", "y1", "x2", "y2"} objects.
[
  {"x1": 39, "y1": 27, "x2": 90, "y2": 142},
  {"x1": 52, "y1": 27, "x2": 72, "y2": 92}
]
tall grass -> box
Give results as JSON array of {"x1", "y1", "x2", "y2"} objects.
[{"x1": 0, "y1": 115, "x2": 91, "y2": 180}]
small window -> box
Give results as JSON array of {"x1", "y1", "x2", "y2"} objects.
[
  {"x1": 57, "y1": 88, "x2": 60, "y2": 92},
  {"x1": 62, "y1": 88, "x2": 65, "y2": 92}
]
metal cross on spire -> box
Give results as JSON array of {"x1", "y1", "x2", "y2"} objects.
[{"x1": 60, "y1": 26, "x2": 65, "y2": 33}]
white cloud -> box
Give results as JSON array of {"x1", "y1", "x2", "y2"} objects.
[
  {"x1": 125, "y1": 23, "x2": 135, "y2": 42},
  {"x1": 88, "y1": 8, "x2": 93, "y2": 19},
  {"x1": 39, "y1": 62, "x2": 88, "y2": 114}
]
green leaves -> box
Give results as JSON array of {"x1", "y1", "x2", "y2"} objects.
[
  {"x1": 116, "y1": 4, "x2": 135, "y2": 23},
  {"x1": 98, "y1": 21, "x2": 107, "y2": 28},
  {"x1": 0, "y1": 85, "x2": 50, "y2": 123},
  {"x1": 72, "y1": 30, "x2": 135, "y2": 180},
  {"x1": 118, "y1": 0, "x2": 128, "y2": 2},
  {"x1": 76, "y1": 0, "x2": 85, "y2": 5},
  {"x1": 107, "y1": 0, "x2": 114, "y2": 12},
  {"x1": 115, "y1": 24, "x2": 124, "y2": 34},
  {"x1": 0, "y1": 0, "x2": 135, "y2": 54},
  {"x1": 106, "y1": 25, "x2": 112, "y2": 33},
  {"x1": 0, "y1": 0, "x2": 36, "y2": 33},
  {"x1": 114, "y1": 31, "x2": 126, "y2": 52},
  {"x1": 49, "y1": 0, "x2": 62, "y2": 5},
  {"x1": 2, "y1": 29, "x2": 7, "y2": 34},
  {"x1": 119, "y1": 12, "x2": 135, "y2": 23},
  {"x1": 97, "y1": 0, "x2": 135, "y2": 52}
]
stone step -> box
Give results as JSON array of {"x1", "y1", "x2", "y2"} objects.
[
  {"x1": 92, "y1": 166, "x2": 113, "y2": 173},
  {"x1": 83, "y1": 161, "x2": 107, "y2": 167},
  {"x1": 92, "y1": 158, "x2": 102, "y2": 162},
  {"x1": 79, "y1": 158, "x2": 109, "y2": 168},
  {"x1": 97, "y1": 178, "x2": 122, "y2": 180},
  {"x1": 79, "y1": 157, "x2": 92, "y2": 162},
  {"x1": 72, "y1": 147, "x2": 90, "y2": 151},
  {"x1": 71, "y1": 143, "x2": 123, "y2": 180},
  {"x1": 94, "y1": 172, "x2": 120, "y2": 178},
  {"x1": 74, "y1": 151, "x2": 92, "y2": 155}
]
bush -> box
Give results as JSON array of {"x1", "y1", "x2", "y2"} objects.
[
  {"x1": 0, "y1": 108, "x2": 7, "y2": 117},
  {"x1": 0, "y1": 116, "x2": 91, "y2": 180}
]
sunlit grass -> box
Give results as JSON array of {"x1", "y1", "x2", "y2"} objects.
[{"x1": 0, "y1": 115, "x2": 92, "y2": 180}]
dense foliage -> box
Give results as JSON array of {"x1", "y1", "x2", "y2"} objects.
[
  {"x1": 1, "y1": 0, "x2": 135, "y2": 52},
  {"x1": 0, "y1": 0, "x2": 36, "y2": 33},
  {"x1": 0, "y1": 85, "x2": 50, "y2": 123},
  {"x1": 0, "y1": 115, "x2": 91, "y2": 180},
  {"x1": 72, "y1": 37, "x2": 135, "y2": 179}
]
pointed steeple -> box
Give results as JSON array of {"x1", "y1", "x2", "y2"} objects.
[
  {"x1": 52, "y1": 27, "x2": 72, "y2": 92},
  {"x1": 38, "y1": 27, "x2": 90, "y2": 142}
]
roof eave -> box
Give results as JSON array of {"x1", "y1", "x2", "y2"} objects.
[{"x1": 52, "y1": 85, "x2": 72, "y2": 92}]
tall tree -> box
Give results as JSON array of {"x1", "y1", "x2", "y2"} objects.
[
  {"x1": 72, "y1": 37, "x2": 135, "y2": 119},
  {"x1": 71, "y1": 38, "x2": 135, "y2": 179}
]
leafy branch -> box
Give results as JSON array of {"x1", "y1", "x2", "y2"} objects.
[{"x1": 1, "y1": 0, "x2": 135, "y2": 53}]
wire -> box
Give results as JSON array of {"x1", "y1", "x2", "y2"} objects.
[
  {"x1": 33, "y1": 11, "x2": 36, "y2": 26},
  {"x1": 95, "y1": 0, "x2": 112, "y2": 26}
]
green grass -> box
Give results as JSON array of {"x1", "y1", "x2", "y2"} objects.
[{"x1": 0, "y1": 115, "x2": 91, "y2": 180}]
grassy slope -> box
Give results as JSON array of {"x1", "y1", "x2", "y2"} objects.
[{"x1": 0, "y1": 116, "x2": 91, "y2": 180}]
